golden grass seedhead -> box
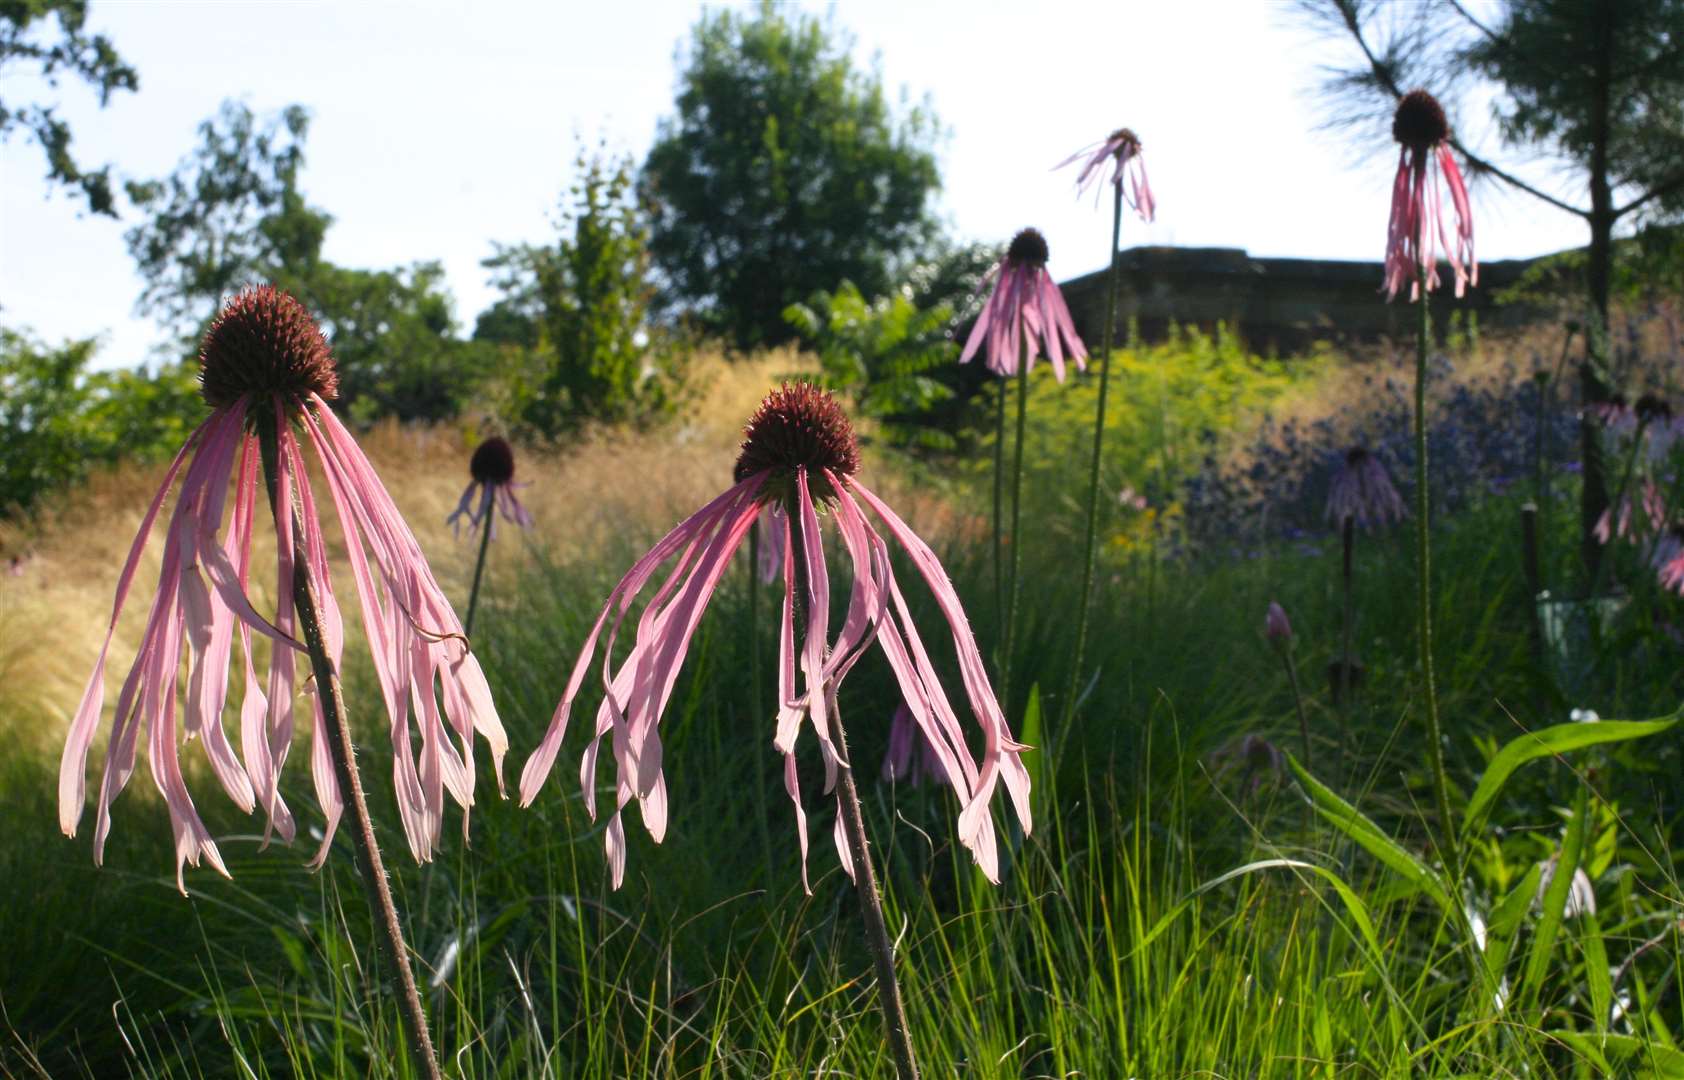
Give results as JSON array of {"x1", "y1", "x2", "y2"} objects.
[
  {"x1": 734, "y1": 382, "x2": 860, "y2": 494},
  {"x1": 1392, "y1": 90, "x2": 1449, "y2": 150},
  {"x1": 199, "y1": 286, "x2": 339, "y2": 409},
  {"x1": 1007, "y1": 228, "x2": 1050, "y2": 270},
  {"x1": 469, "y1": 437, "x2": 516, "y2": 485}
]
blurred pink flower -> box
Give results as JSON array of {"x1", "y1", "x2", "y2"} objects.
[
  {"x1": 447, "y1": 436, "x2": 534, "y2": 539},
  {"x1": 1594, "y1": 480, "x2": 1666, "y2": 544},
  {"x1": 1326, "y1": 446, "x2": 1407, "y2": 530},
  {"x1": 1057, "y1": 127, "x2": 1155, "y2": 220},
  {"x1": 1383, "y1": 90, "x2": 1476, "y2": 301},
  {"x1": 1656, "y1": 524, "x2": 1684, "y2": 594},
  {"x1": 1265, "y1": 601, "x2": 1293, "y2": 643},
  {"x1": 60, "y1": 287, "x2": 508, "y2": 892},
  {"x1": 959, "y1": 228, "x2": 1088, "y2": 382},
  {"x1": 519, "y1": 383, "x2": 1031, "y2": 890},
  {"x1": 880, "y1": 703, "x2": 944, "y2": 787}
]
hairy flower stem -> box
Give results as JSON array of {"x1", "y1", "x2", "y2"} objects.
[
  {"x1": 463, "y1": 492, "x2": 494, "y2": 639},
  {"x1": 1413, "y1": 280, "x2": 1457, "y2": 875},
  {"x1": 1279, "y1": 647, "x2": 1311, "y2": 777},
  {"x1": 1064, "y1": 184, "x2": 1125, "y2": 731},
  {"x1": 257, "y1": 413, "x2": 443, "y2": 1080},
  {"x1": 788, "y1": 517, "x2": 920, "y2": 1080},
  {"x1": 1338, "y1": 515, "x2": 1355, "y2": 751},
  {"x1": 1001, "y1": 341, "x2": 1030, "y2": 712}
]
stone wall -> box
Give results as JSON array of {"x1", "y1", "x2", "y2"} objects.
[{"x1": 1058, "y1": 246, "x2": 1551, "y2": 353}]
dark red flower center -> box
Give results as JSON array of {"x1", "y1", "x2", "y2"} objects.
[
  {"x1": 470, "y1": 437, "x2": 516, "y2": 485},
  {"x1": 734, "y1": 383, "x2": 861, "y2": 500},
  {"x1": 1344, "y1": 445, "x2": 1371, "y2": 467},
  {"x1": 1635, "y1": 393, "x2": 1672, "y2": 424},
  {"x1": 1007, "y1": 228, "x2": 1050, "y2": 269},
  {"x1": 1108, "y1": 127, "x2": 1141, "y2": 152},
  {"x1": 199, "y1": 286, "x2": 338, "y2": 408},
  {"x1": 1392, "y1": 90, "x2": 1450, "y2": 150}
]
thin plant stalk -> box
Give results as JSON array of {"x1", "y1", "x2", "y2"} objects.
[
  {"x1": 1065, "y1": 182, "x2": 1125, "y2": 729},
  {"x1": 1412, "y1": 275, "x2": 1457, "y2": 872},
  {"x1": 257, "y1": 416, "x2": 443, "y2": 1080},
  {"x1": 1000, "y1": 339, "x2": 1031, "y2": 712},
  {"x1": 788, "y1": 517, "x2": 920, "y2": 1080},
  {"x1": 1279, "y1": 646, "x2": 1311, "y2": 775},
  {"x1": 747, "y1": 527, "x2": 774, "y2": 873},
  {"x1": 1339, "y1": 516, "x2": 1356, "y2": 741},
  {"x1": 992, "y1": 382, "x2": 1006, "y2": 649},
  {"x1": 463, "y1": 491, "x2": 494, "y2": 639}
]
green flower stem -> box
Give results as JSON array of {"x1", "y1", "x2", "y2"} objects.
[
  {"x1": 788, "y1": 514, "x2": 920, "y2": 1080},
  {"x1": 257, "y1": 414, "x2": 442, "y2": 1080},
  {"x1": 462, "y1": 491, "x2": 495, "y2": 639},
  {"x1": 1064, "y1": 182, "x2": 1125, "y2": 730},
  {"x1": 992, "y1": 381, "x2": 1006, "y2": 661},
  {"x1": 1413, "y1": 277, "x2": 1457, "y2": 874},
  {"x1": 1001, "y1": 339, "x2": 1030, "y2": 713}
]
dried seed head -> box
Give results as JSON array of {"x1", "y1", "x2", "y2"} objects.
[
  {"x1": 1108, "y1": 127, "x2": 1141, "y2": 152},
  {"x1": 470, "y1": 437, "x2": 516, "y2": 485},
  {"x1": 1393, "y1": 90, "x2": 1450, "y2": 150},
  {"x1": 1635, "y1": 393, "x2": 1672, "y2": 424},
  {"x1": 199, "y1": 286, "x2": 338, "y2": 408},
  {"x1": 1006, "y1": 228, "x2": 1050, "y2": 269},
  {"x1": 735, "y1": 383, "x2": 861, "y2": 505}
]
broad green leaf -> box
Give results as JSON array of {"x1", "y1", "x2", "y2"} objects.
[
  {"x1": 1462, "y1": 717, "x2": 1678, "y2": 842},
  {"x1": 1287, "y1": 754, "x2": 1454, "y2": 916},
  {"x1": 1549, "y1": 1032, "x2": 1684, "y2": 1079}
]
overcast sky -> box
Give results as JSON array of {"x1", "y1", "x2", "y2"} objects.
[{"x1": 1, "y1": 0, "x2": 1591, "y2": 370}]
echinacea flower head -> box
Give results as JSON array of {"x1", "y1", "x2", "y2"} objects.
[
  {"x1": 1265, "y1": 601, "x2": 1293, "y2": 643},
  {"x1": 60, "y1": 286, "x2": 507, "y2": 892},
  {"x1": 1383, "y1": 90, "x2": 1476, "y2": 302},
  {"x1": 447, "y1": 436, "x2": 534, "y2": 538},
  {"x1": 519, "y1": 382, "x2": 1031, "y2": 890},
  {"x1": 1057, "y1": 127, "x2": 1156, "y2": 220},
  {"x1": 1326, "y1": 446, "x2": 1407, "y2": 530},
  {"x1": 959, "y1": 228, "x2": 1088, "y2": 381}
]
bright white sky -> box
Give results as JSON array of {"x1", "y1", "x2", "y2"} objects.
[{"x1": 1, "y1": 0, "x2": 1590, "y2": 370}]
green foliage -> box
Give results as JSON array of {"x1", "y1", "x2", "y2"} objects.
[
  {"x1": 0, "y1": 0, "x2": 138, "y2": 215},
  {"x1": 783, "y1": 279, "x2": 958, "y2": 449},
  {"x1": 0, "y1": 326, "x2": 198, "y2": 516},
  {"x1": 291, "y1": 260, "x2": 494, "y2": 425},
  {"x1": 482, "y1": 145, "x2": 678, "y2": 437},
  {"x1": 640, "y1": 0, "x2": 941, "y2": 348}
]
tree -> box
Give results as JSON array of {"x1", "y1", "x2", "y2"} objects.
[
  {"x1": 1303, "y1": 0, "x2": 1684, "y2": 576},
  {"x1": 125, "y1": 101, "x2": 490, "y2": 424},
  {"x1": 640, "y1": 1, "x2": 941, "y2": 349},
  {"x1": 480, "y1": 144, "x2": 676, "y2": 436},
  {"x1": 1, "y1": 0, "x2": 137, "y2": 215},
  {"x1": 124, "y1": 100, "x2": 328, "y2": 340}
]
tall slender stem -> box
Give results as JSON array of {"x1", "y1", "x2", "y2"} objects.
[
  {"x1": 257, "y1": 414, "x2": 443, "y2": 1080},
  {"x1": 788, "y1": 513, "x2": 919, "y2": 1080},
  {"x1": 1065, "y1": 183, "x2": 1125, "y2": 730},
  {"x1": 1001, "y1": 341, "x2": 1030, "y2": 712},
  {"x1": 992, "y1": 382, "x2": 1006, "y2": 658},
  {"x1": 1413, "y1": 281, "x2": 1457, "y2": 873},
  {"x1": 463, "y1": 490, "x2": 495, "y2": 639},
  {"x1": 1338, "y1": 515, "x2": 1355, "y2": 755}
]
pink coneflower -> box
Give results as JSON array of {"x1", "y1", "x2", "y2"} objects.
[
  {"x1": 1265, "y1": 601, "x2": 1293, "y2": 644},
  {"x1": 880, "y1": 703, "x2": 944, "y2": 787},
  {"x1": 1383, "y1": 90, "x2": 1476, "y2": 301},
  {"x1": 60, "y1": 286, "x2": 508, "y2": 891},
  {"x1": 447, "y1": 436, "x2": 533, "y2": 538},
  {"x1": 519, "y1": 383, "x2": 1031, "y2": 889},
  {"x1": 1656, "y1": 524, "x2": 1684, "y2": 594},
  {"x1": 959, "y1": 228, "x2": 1088, "y2": 381},
  {"x1": 1326, "y1": 446, "x2": 1407, "y2": 530},
  {"x1": 1057, "y1": 127, "x2": 1156, "y2": 219},
  {"x1": 1594, "y1": 480, "x2": 1666, "y2": 544}
]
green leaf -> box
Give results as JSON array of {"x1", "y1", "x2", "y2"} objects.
[
  {"x1": 1549, "y1": 1032, "x2": 1684, "y2": 1079},
  {"x1": 1520, "y1": 786, "x2": 1588, "y2": 1018},
  {"x1": 1462, "y1": 717, "x2": 1678, "y2": 843},
  {"x1": 1287, "y1": 754, "x2": 1454, "y2": 916}
]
